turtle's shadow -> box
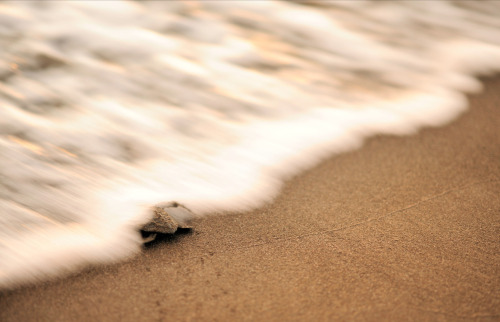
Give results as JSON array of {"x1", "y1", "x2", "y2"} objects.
[{"x1": 141, "y1": 228, "x2": 193, "y2": 249}]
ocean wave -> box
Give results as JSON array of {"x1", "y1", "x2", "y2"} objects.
[{"x1": 1, "y1": 0, "x2": 500, "y2": 288}]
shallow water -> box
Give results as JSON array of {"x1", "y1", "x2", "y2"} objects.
[{"x1": 1, "y1": 0, "x2": 500, "y2": 288}]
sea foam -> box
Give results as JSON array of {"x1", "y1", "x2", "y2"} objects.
[{"x1": 1, "y1": 0, "x2": 500, "y2": 288}]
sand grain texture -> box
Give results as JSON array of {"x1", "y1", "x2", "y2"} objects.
[{"x1": 0, "y1": 77, "x2": 499, "y2": 321}]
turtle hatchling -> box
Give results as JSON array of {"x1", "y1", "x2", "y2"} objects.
[{"x1": 141, "y1": 202, "x2": 194, "y2": 243}]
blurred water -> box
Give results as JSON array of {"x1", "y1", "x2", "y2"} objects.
[{"x1": 1, "y1": 1, "x2": 500, "y2": 288}]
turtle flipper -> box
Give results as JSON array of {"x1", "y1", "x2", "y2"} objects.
[{"x1": 141, "y1": 233, "x2": 157, "y2": 243}]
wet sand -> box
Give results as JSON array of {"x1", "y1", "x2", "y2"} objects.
[{"x1": 1, "y1": 77, "x2": 499, "y2": 321}]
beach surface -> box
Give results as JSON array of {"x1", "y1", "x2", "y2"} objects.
[{"x1": 1, "y1": 77, "x2": 499, "y2": 321}]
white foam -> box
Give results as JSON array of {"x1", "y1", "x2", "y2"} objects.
[{"x1": 1, "y1": 0, "x2": 500, "y2": 288}]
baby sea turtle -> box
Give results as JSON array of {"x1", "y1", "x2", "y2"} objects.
[{"x1": 140, "y1": 202, "x2": 194, "y2": 243}]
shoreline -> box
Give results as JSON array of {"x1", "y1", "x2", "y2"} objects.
[{"x1": 1, "y1": 76, "x2": 499, "y2": 321}]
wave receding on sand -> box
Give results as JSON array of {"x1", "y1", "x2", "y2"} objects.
[{"x1": 1, "y1": 0, "x2": 500, "y2": 288}]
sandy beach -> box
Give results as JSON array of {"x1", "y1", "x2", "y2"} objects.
[{"x1": 1, "y1": 76, "x2": 499, "y2": 321}]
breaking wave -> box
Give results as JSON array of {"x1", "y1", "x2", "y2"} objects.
[{"x1": 1, "y1": 0, "x2": 500, "y2": 288}]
